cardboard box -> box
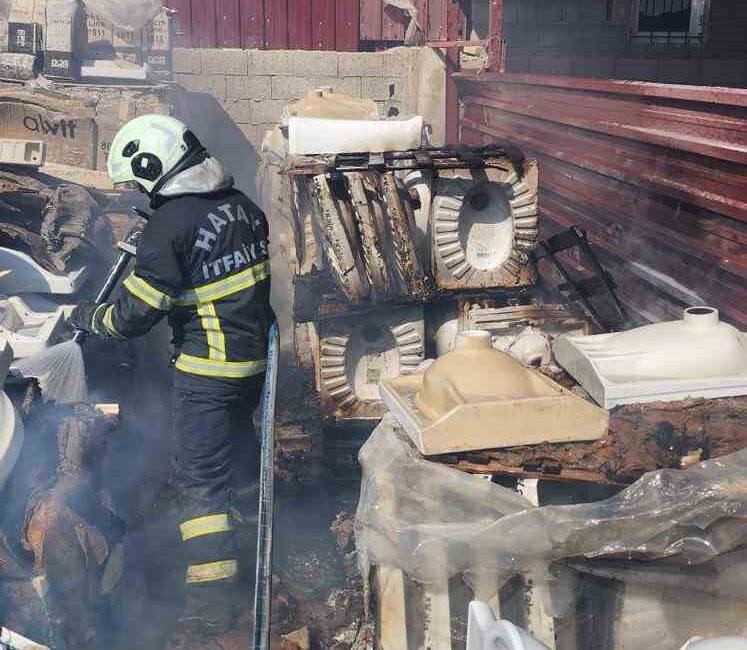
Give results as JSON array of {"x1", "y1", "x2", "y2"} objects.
[
  {"x1": 8, "y1": 22, "x2": 41, "y2": 54},
  {"x1": 86, "y1": 13, "x2": 114, "y2": 57},
  {"x1": 43, "y1": 0, "x2": 87, "y2": 79},
  {"x1": 43, "y1": 51, "x2": 80, "y2": 79},
  {"x1": 0, "y1": 101, "x2": 96, "y2": 168},
  {"x1": 112, "y1": 24, "x2": 142, "y2": 49},
  {"x1": 8, "y1": 0, "x2": 43, "y2": 53},
  {"x1": 114, "y1": 47, "x2": 143, "y2": 66},
  {"x1": 143, "y1": 8, "x2": 171, "y2": 52},
  {"x1": 143, "y1": 8, "x2": 172, "y2": 79}
]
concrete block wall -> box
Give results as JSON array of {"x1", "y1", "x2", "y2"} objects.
[{"x1": 173, "y1": 47, "x2": 437, "y2": 150}]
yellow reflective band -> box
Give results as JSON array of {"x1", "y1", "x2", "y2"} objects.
[
  {"x1": 197, "y1": 302, "x2": 226, "y2": 361},
  {"x1": 175, "y1": 353, "x2": 267, "y2": 379},
  {"x1": 175, "y1": 260, "x2": 270, "y2": 306},
  {"x1": 186, "y1": 560, "x2": 238, "y2": 584},
  {"x1": 180, "y1": 514, "x2": 232, "y2": 541},
  {"x1": 102, "y1": 305, "x2": 125, "y2": 340},
  {"x1": 123, "y1": 273, "x2": 173, "y2": 311}
]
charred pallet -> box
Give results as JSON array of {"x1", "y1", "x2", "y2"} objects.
[{"x1": 433, "y1": 396, "x2": 747, "y2": 485}]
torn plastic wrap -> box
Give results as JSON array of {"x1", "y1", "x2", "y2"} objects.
[
  {"x1": 81, "y1": 0, "x2": 162, "y2": 30},
  {"x1": 355, "y1": 415, "x2": 747, "y2": 586}
]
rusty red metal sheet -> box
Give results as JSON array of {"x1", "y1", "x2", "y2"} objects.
[
  {"x1": 359, "y1": 0, "x2": 382, "y2": 40},
  {"x1": 288, "y1": 0, "x2": 314, "y2": 49},
  {"x1": 460, "y1": 104, "x2": 747, "y2": 224},
  {"x1": 458, "y1": 72, "x2": 747, "y2": 330},
  {"x1": 165, "y1": 0, "x2": 192, "y2": 47},
  {"x1": 460, "y1": 82, "x2": 747, "y2": 164},
  {"x1": 265, "y1": 0, "x2": 289, "y2": 49},
  {"x1": 240, "y1": 0, "x2": 265, "y2": 49},
  {"x1": 427, "y1": 0, "x2": 447, "y2": 41},
  {"x1": 336, "y1": 0, "x2": 360, "y2": 50},
  {"x1": 189, "y1": 0, "x2": 217, "y2": 47},
  {"x1": 216, "y1": 0, "x2": 240, "y2": 48},
  {"x1": 382, "y1": 3, "x2": 406, "y2": 41},
  {"x1": 456, "y1": 71, "x2": 747, "y2": 107},
  {"x1": 312, "y1": 0, "x2": 336, "y2": 49}
]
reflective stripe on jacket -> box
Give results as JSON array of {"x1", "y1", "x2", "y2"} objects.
[{"x1": 101, "y1": 187, "x2": 274, "y2": 378}]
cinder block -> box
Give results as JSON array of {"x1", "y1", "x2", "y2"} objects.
[
  {"x1": 226, "y1": 75, "x2": 271, "y2": 100},
  {"x1": 238, "y1": 123, "x2": 274, "y2": 149},
  {"x1": 363, "y1": 77, "x2": 406, "y2": 101},
  {"x1": 248, "y1": 49, "x2": 338, "y2": 77},
  {"x1": 222, "y1": 99, "x2": 253, "y2": 124},
  {"x1": 381, "y1": 47, "x2": 419, "y2": 77},
  {"x1": 251, "y1": 99, "x2": 289, "y2": 125},
  {"x1": 203, "y1": 48, "x2": 248, "y2": 75},
  {"x1": 173, "y1": 47, "x2": 202, "y2": 74},
  {"x1": 271, "y1": 75, "x2": 361, "y2": 100},
  {"x1": 175, "y1": 72, "x2": 227, "y2": 99},
  {"x1": 338, "y1": 52, "x2": 383, "y2": 77}
]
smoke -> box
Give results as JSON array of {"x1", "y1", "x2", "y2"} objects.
[{"x1": 13, "y1": 341, "x2": 87, "y2": 404}]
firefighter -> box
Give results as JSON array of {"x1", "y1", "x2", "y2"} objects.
[{"x1": 70, "y1": 115, "x2": 275, "y2": 642}]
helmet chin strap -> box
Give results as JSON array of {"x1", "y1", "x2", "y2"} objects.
[{"x1": 149, "y1": 143, "x2": 208, "y2": 198}]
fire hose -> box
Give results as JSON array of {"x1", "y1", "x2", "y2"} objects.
[{"x1": 71, "y1": 207, "x2": 150, "y2": 345}]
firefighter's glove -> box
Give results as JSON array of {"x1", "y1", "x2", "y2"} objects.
[{"x1": 70, "y1": 301, "x2": 109, "y2": 335}]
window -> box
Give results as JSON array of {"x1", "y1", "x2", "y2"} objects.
[{"x1": 632, "y1": 0, "x2": 708, "y2": 45}]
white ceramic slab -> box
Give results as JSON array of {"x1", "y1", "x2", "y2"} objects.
[
  {"x1": 288, "y1": 116, "x2": 423, "y2": 155},
  {"x1": 553, "y1": 307, "x2": 747, "y2": 409},
  {"x1": 0, "y1": 337, "x2": 23, "y2": 492},
  {"x1": 0, "y1": 296, "x2": 66, "y2": 358},
  {"x1": 0, "y1": 248, "x2": 89, "y2": 294}
]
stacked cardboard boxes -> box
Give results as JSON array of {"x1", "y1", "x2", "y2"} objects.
[{"x1": 2, "y1": 0, "x2": 173, "y2": 81}]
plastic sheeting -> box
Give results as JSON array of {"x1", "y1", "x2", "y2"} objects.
[
  {"x1": 82, "y1": 0, "x2": 162, "y2": 30},
  {"x1": 13, "y1": 340, "x2": 87, "y2": 404},
  {"x1": 355, "y1": 415, "x2": 747, "y2": 586}
]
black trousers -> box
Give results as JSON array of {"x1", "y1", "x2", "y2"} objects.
[{"x1": 172, "y1": 369, "x2": 263, "y2": 625}]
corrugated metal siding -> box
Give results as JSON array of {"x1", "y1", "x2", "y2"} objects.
[
  {"x1": 166, "y1": 0, "x2": 448, "y2": 50},
  {"x1": 458, "y1": 72, "x2": 747, "y2": 329}
]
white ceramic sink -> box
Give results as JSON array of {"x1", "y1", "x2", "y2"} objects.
[{"x1": 554, "y1": 307, "x2": 747, "y2": 408}]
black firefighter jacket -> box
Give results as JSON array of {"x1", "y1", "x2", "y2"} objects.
[{"x1": 96, "y1": 187, "x2": 274, "y2": 380}]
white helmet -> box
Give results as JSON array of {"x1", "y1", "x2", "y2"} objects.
[{"x1": 107, "y1": 114, "x2": 203, "y2": 195}]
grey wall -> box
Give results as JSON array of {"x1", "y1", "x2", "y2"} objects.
[{"x1": 502, "y1": 0, "x2": 747, "y2": 86}]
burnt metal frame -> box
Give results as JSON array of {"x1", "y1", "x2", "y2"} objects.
[{"x1": 533, "y1": 226, "x2": 630, "y2": 333}]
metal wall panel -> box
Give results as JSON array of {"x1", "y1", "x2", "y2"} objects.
[
  {"x1": 240, "y1": 0, "x2": 265, "y2": 49},
  {"x1": 458, "y1": 72, "x2": 747, "y2": 329},
  {"x1": 312, "y1": 0, "x2": 337, "y2": 49},
  {"x1": 171, "y1": 0, "x2": 452, "y2": 49},
  {"x1": 166, "y1": 0, "x2": 193, "y2": 47},
  {"x1": 216, "y1": 0, "x2": 240, "y2": 47},
  {"x1": 336, "y1": 0, "x2": 360, "y2": 50},
  {"x1": 189, "y1": 0, "x2": 217, "y2": 47},
  {"x1": 265, "y1": 0, "x2": 289, "y2": 49},
  {"x1": 288, "y1": 0, "x2": 314, "y2": 49}
]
